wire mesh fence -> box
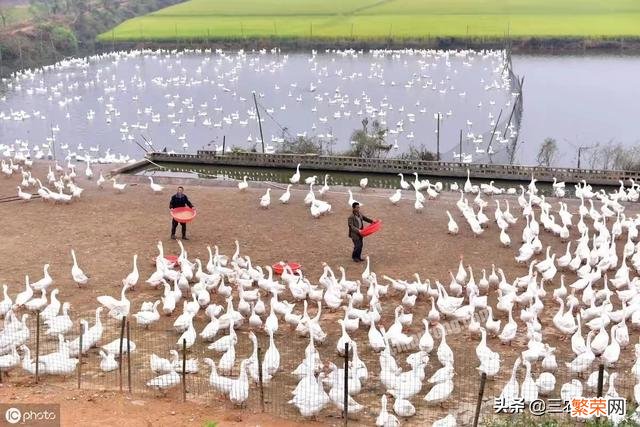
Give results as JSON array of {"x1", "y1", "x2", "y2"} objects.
[{"x1": 0, "y1": 299, "x2": 639, "y2": 426}]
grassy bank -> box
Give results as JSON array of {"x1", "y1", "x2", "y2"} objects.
[{"x1": 99, "y1": 0, "x2": 640, "y2": 41}]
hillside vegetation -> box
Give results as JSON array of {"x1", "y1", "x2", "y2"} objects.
[
  {"x1": 100, "y1": 0, "x2": 640, "y2": 41},
  {"x1": 0, "y1": 0, "x2": 181, "y2": 76}
]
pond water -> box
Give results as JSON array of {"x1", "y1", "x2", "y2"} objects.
[{"x1": 0, "y1": 49, "x2": 637, "y2": 168}]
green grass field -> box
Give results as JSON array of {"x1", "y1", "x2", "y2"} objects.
[
  {"x1": 1, "y1": 5, "x2": 31, "y2": 26},
  {"x1": 99, "y1": 0, "x2": 640, "y2": 41}
]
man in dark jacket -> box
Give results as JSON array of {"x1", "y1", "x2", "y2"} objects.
[
  {"x1": 347, "y1": 202, "x2": 373, "y2": 262},
  {"x1": 169, "y1": 186, "x2": 194, "y2": 240}
]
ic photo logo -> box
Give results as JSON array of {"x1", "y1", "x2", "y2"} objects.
[
  {"x1": 1, "y1": 404, "x2": 59, "y2": 426},
  {"x1": 4, "y1": 407, "x2": 21, "y2": 425}
]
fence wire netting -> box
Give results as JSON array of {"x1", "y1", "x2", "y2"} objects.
[{"x1": 1, "y1": 306, "x2": 636, "y2": 426}]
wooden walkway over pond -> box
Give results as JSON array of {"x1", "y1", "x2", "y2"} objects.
[{"x1": 125, "y1": 151, "x2": 639, "y2": 186}]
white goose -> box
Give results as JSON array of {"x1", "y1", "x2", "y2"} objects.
[
  {"x1": 122, "y1": 254, "x2": 139, "y2": 289},
  {"x1": 148, "y1": 176, "x2": 163, "y2": 193},
  {"x1": 0, "y1": 285, "x2": 13, "y2": 317},
  {"x1": 389, "y1": 189, "x2": 402, "y2": 205},
  {"x1": 446, "y1": 211, "x2": 458, "y2": 234},
  {"x1": 110, "y1": 177, "x2": 127, "y2": 193},
  {"x1": 40, "y1": 289, "x2": 61, "y2": 320},
  {"x1": 318, "y1": 174, "x2": 330, "y2": 196},
  {"x1": 376, "y1": 395, "x2": 400, "y2": 426},
  {"x1": 97, "y1": 284, "x2": 131, "y2": 320},
  {"x1": 99, "y1": 350, "x2": 118, "y2": 372},
  {"x1": 70, "y1": 249, "x2": 89, "y2": 286},
  {"x1": 44, "y1": 302, "x2": 72, "y2": 336},
  {"x1": 289, "y1": 163, "x2": 301, "y2": 184},
  {"x1": 13, "y1": 276, "x2": 33, "y2": 308},
  {"x1": 238, "y1": 176, "x2": 249, "y2": 191},
  {"x1": 31, "y1": 264, "x2": 53, "y2": 291},
  {"x1": 133, "y1": 300, "x2": 161, "y2": 328},
  {"x1": 24, "y1": 289, "x2": 47, "y2": 312},
  {"x1": 259, "y1": 188, "x2": 271, "y2": 208},
  {"x1": 146, "y1": 370, "x2": 181, "y2": 394},
  {"x1": 279, "y1": 184, "x2": 292, "y2": 204}
]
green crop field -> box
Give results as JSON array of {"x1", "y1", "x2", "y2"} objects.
[{"x1": 99, "y1": 0, "x2": 640, "y2": 41}]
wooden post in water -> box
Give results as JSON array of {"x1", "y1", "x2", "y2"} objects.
[
  {"x1": 253, "y1": 93, "x2": 265, "y2": 153},
  {"x1": 436, "y1": 113, "x2": 441, "y2": 161},
  {"x1": 459, "y1": 129, "x2": 463, "y2": 164},
  {"x1": 485, "y1": 109, "x2": 503, "y2": 161},
  {"x1": 502, "y1": 94, "x2": 520, "y2": 139}
]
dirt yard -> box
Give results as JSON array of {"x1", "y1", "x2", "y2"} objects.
[{"x1": 0, "y1": 161, "x2": 638, "y2": 426}]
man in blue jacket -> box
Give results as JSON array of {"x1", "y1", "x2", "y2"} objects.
[{"x1": 169, "y1": 186, "x2": 194, "y2": 240}]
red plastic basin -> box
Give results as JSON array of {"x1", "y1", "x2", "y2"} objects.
[
  {"x1": 171, "y1": 207, "x2": 197, "y2": 223},
  {"x1": 360, "y1": 219, "x2": 382, "y2": 237},
  {"x1": 150, "y1": 255, "x2": 179, "y2": 266},
  {"x1": 272, "y1": 262, "x2": 302, "y2": 275}
]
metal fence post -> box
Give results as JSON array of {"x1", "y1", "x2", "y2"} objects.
[
  {"x1": 182, "y1": 338, "x2": 187, "y2": 402},
  {"x1": 35, "y1": 311, "x2": 40, "y2": 384},
  {"x1": 118, "y1": 317, "x2": 125, "y2": 392},
  {"x1": 126, "y1": 319, "x2": 131, "y2": 393},
  {"x1": 473, "y1": 372, "x2": 487, "y2": 427},
  {"x1": 597, "y1": 364, "x2": 605, "y2": 397},
  {"x1": 344, "y1": 342, "x2": 349, "y2": 425},
  {"x1": 77, "y1": 322, "x2": 83, "y2": 389},
  {"x1": 257, "y1": 345, "x2": 265, "y2": 412}
]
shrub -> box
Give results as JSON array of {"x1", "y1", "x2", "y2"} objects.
[
  {"x1": 50, "y1": 25, "x2": 77, "y2": 51},
  {"x1": 343, "y1": 118, "x2": 392, "y2": 158}
]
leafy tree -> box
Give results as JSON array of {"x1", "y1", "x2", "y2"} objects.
[
  {"x1": 50, "y1": 25, "x2": 77, "y2": 51},
  {"x1": 344, "y1": 118, "x2": 392, "y2": 158},
  {"x1": 536, "y1": 137, "x2": 558, "y2": 167}
]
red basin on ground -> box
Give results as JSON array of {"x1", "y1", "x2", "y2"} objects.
[{"x1": 272, "y1": 262, "x2": 302, "y2": 275}]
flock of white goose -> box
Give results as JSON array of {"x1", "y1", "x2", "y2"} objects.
[
  {"x1": 1, "y1": 48, "x2": 515, "y2": 161},
  {"x1": 4, "y1": 155, "x2": 640, "y2": 426}
]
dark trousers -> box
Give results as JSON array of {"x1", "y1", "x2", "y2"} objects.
[
  {"x1": 351, "y1": 237, "x2": 363, "y2": 260},
  {"x1": 171, "y1": 219, "x2": 187, "y2": 237}
]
